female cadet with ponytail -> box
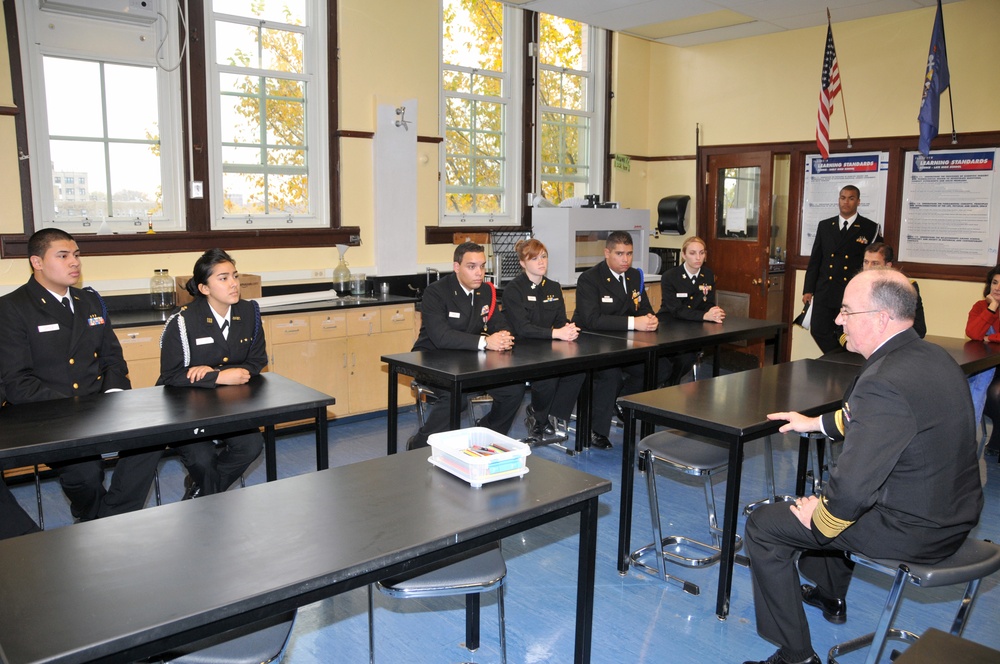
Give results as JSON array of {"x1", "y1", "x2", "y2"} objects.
[{"x1": 157, "y1": 249, "x2": 267, "y2": 498}]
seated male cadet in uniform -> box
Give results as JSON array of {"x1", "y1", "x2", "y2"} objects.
[
  {"x1": 406, "y1": 242, "x2": 526, "y2": 450},
  {"x1": 0, "y1": 228, "x2": 162, "y2": 522}
]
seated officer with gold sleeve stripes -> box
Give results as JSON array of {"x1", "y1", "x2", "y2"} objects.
[{"x1": 740, "y1": 269, "x2": 983, "y2": 664}]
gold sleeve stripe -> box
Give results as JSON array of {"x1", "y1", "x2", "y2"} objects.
[
  {"x1": 833, "y1": 409, "x2": 845, "y2": 436},
  {"x1": 813, "y1": 496, "x2": 854, "y2": 538}
]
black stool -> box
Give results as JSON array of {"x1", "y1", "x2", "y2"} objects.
[
  {"x1": 629, "y1": 430, "x2": 743, "y2": 595},
  {"x1": 829, "y1": 538, "x2": 1000, "y2": 664}
]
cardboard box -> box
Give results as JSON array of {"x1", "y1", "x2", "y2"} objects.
[{"x1": 175, "y1": 273, "x2": 262, "y2": 306}]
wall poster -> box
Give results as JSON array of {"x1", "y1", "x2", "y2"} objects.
[
  {"x1": 898, "y1": 148, "x2": 1000, "y2": 266},
  {"x1": 799, "y1": 153, "x2": 889, "y2": 256}
]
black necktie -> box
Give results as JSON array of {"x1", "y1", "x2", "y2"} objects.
[
  {"x1": 469, "y1": 292, "x2": 475, "y2": 311},
  {"x1": 221, "y1": 320, "x2": 229, "y2": 340},
  {"x1": 619, "y1": 274, "x2": 627, "y2": 295},
  {"x1": 60, "y1": 296, "x2": 71, "y2": 311},
  {"x1": 842, "y1": 220, "x2": 849, "y2": 233}
]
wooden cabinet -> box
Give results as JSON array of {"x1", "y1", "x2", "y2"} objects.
[
  {"x1": 115, "y1": 326, "x2": 162, "y2": 388},
  {"x1": 264, "y1": 304, "x2": 415, "y2": 418}
]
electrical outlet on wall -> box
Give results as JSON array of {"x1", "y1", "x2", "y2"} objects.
[{"x1": 311, "y1": 269, "x2": 326, "y2": 279}]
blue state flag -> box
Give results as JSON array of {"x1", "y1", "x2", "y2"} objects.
[{"x1": 918, "y1": 0, "x2": 950, "y2": 156}]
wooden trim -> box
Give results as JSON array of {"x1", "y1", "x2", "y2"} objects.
[
  {"x1": 337, "y1": 130, "x2": 375, "y2": 139},
  {"x1": 4, "y1": 0, "x2": 33, "y2": 236},
  {"x1": 425, "y1": 225, "x2": 525, "y2": 245},
  {"x1": 612, "y1": 154, "x2": 696, "y2": 162},
  {"x1": 336, "y1": 130, "x2": 442, "y2": 144},
  {"x1": 1, "y1": 227, "x2": 362, "y2": 258},
  {"x1": 0, "y1": 105, "x2": 16, "y2": 116},
  {"x1": 329, "y1": 0, "x2": 342, "y2": 232},
  {"x1": 702, "y1": 130, "x2": 1000, "y2": 283},
  {"x1": 601, "y1": 30, "x2": 612, "y2": 200}
]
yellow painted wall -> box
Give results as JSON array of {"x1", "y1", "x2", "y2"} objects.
[{"x1": 611, "y1": 0, "x2": 1000, "y2": 356}]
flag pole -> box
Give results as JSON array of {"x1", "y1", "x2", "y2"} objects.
[
  {"x1": 828, "y1": 9, "x2": 853, "y2": 149},
  {"x1": 937, "y1": 2, "x2": 958, "y2": 144}
]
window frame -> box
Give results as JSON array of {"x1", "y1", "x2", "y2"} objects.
[
  {"x1": 15, "y1": 4, "x2": 186, "y2": 235},
  {"x1": 206, "y1": 3, "x2": 329, "y2": 231},
  {"x1": 535, "y1": 18, "x2": 606, "y2": 206},
  {"x1": 1, "y1": 0, "x2": 355, "y2": 259}
]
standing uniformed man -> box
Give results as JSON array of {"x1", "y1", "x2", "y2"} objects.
[
  {"x1": 0, "y1": 229, "x2": 162, "y2": 522},
  {"x1": 802, "y1": 185, "x2": 881, "y2": 353}
]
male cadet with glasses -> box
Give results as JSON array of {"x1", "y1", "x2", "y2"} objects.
[
  {"x1": 741, "y1": 269, "x2": 982, "y2": 664},
  {"x1": 406, "y1": 242, "x2": 526, "y2": 450},
  {"x1": 573, "y1": 230, "x2": 661, "y2": 450},
  {"x1": 0, "y1": 229, "x2": 162, "y2": 522},
  {"x1": 802, "y1": 185, "x2": 881, "y2": 353}
]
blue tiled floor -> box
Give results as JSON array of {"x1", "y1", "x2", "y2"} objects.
[{"x1": 11, "y1": 404, "x2": 1000, "y2": 663}]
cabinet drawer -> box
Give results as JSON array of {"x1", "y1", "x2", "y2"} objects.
[
  {"x1": 346, "y1": 308, "x2": 382, "y2": 336},
  {"x1": 267, "y1": 316, "x2": 311, "y2": 344},
  {"x1": 380, "y1": 305, "x2": 414, "y2": 332},
  {"x1": 116, "y1": 326, "x2": 161, "y2": 361},
  {"x1": 310, "y1": 312, "x2": 347, "y2": 339}
]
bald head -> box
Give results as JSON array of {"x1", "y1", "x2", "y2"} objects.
[{"x1": 838, "y1": 269, "x2": 917, "y2": 357}]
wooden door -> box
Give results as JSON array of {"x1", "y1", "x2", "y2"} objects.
[{"x1": 703, "y1": 152, "x2": 773, "y2": 320}]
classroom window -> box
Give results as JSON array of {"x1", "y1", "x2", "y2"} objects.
[
  {"x1": 16, "y1": 0, "x2": 185, "y2": 232},
  {"x1": 207, "y1": 1, "x2": 328, "y2": 230},
  {"x1": 440, "y1": 0, "x2": 521, "y2": 226},
  {"x1": 537, "y1": 14, "x2": 602, "y2": 206}
]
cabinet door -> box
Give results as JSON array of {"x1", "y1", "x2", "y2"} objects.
[
  {"x1": 270, "y1": 338, "x2": 349, "y2": 418},
  {"x1": 116, "y1": 326, "x2": 162, "y2": 388},
  {"x1": 644, "y1": 282, "x2": 662, "y2": 314},
  {"x1": 347, "y1": 329, "x2": 414, "y2": 414},
  {"x1": 562, "y1": 289, "x2": 576, "y2": 322}
]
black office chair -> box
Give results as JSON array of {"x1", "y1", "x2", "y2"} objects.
[
  {"x1": 147, "y1": 610, "x2": 297, "y2": 664},
  {"x1": 367, "y1": 542, "x2": 507, "y2": 663}
]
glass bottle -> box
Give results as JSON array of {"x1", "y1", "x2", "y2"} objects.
[
  {"x1": 332, "y1": 257, "x2": 351, "y2": 296},
  {"x1": 150, "y1": 268, "x2": 176, "y2": 310}
]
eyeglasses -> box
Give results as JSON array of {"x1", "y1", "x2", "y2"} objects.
[{"x1": 838, "y1": 308, "x2": 881, "y2": 317}]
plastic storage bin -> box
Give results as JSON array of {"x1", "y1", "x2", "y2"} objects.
[{"x1": 427, "y1": 427, "x2": 531, "y2": 488}]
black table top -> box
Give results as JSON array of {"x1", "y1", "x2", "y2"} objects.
[
  {"x1": 618, "y1": 359, "x2": 861, "y2": 442},
  {"x1": 382, "y1": 334, "x2": 652, "y2": 388},
  {"x1": 0, "y1": 452, "x2": 609, "y2": 664},
  {"x1": 819, "y1": 334, "x2": 1000, "y2": 376},
  {"x1": 0, "y1": 373, "x2": 334, "y2": 467},
  {"x1": 584, "y1": 316, "x2": 784, "y2": 351}
]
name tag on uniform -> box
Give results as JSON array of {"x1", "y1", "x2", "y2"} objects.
[
  {"x1": 676, "y1": 293, "x2": 689, "y2": 298},
  {"x1": 37, "y1": 323, "x2": 59, "y2": 333},
  {"x1": 196, "y1": 337, "x2": 214, "y2": 345},
  {"x1": 527, "y1": 295, "x2": 536, "y2": 301},
  {"x1": 449, "y1": 311, "x2": 461, "y2": 318},
  {"x1": 601, "y1": 296, "x2": 614, "y2": 303}
]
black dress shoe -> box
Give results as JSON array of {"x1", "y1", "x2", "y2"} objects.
[
  {"x1": 590, "y1": 433, "x2": 613, "y2": 450},
  {"x1": 801, "y1": 584, "x2": 847, "y2": 624},
  {"x1": 182, "y1": 475, "x2": 201, "y2": 500},
  {"x1": 743, "y1": 650, "x2": 820, "y2": 664},
  {"x1": 406, "y1": 434, "x2": 428, "y2": 451}
]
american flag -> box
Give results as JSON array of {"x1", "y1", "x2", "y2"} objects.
[{"x1": 815, "y1": 22, "x2": 841, "y2": 159}]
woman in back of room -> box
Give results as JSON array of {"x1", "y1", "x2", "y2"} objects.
[
  {"x1": 502, "y1": 238, "x2": 584, "y2": 445},
  {"x1": 158, "y1": 248, "x2": 267, "y2": 498},
  {"x1": 966, "y1": 264, "x2": 1000, "y2": 455},
  {"x1": 656, "y1": 235, "x2": 726, "y2": 383}
]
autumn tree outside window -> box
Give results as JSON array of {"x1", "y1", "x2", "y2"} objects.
[{"x1": 208, "y1": 0, "x2": 329, "y2": 230}]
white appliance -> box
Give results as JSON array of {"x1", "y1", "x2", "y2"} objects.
[{"x1": 531, "y1": 208, "x2": 651, "y2": 285}]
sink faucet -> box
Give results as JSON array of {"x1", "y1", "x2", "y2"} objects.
[{"x1": 426, "y1": 267, "x2": 439, "y2": 287}]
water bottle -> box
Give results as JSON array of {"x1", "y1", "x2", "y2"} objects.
[{"x1": 150, "y1": 268, "x2": 176, "y2": 310}]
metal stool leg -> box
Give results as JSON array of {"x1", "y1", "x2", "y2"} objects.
[
  {"x1": 33, "y1": 465, "x2": 44, "y2": 530},
  {"x1": 744, "y1": 435, "x2": 796, "y2": 514},
  {"x1": 153, "y1": 466, "x2": 162, "y2": 506}
]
